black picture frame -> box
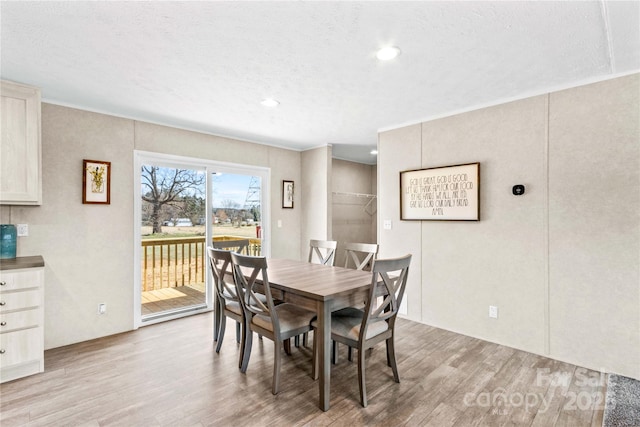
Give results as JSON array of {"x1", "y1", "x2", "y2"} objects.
[{"x1": 282, "y1": 180, "x2": 294, "y2": 209}]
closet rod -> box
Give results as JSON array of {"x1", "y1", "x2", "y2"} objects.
[{"x1": 331, "y1": 191, "x2": 376, "y2": 198}]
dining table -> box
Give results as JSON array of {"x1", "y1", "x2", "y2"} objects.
[{"x1": 221, "y1": 257, "x2": 374, "y2": 412}]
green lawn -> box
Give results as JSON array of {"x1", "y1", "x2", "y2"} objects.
[{"x1": 141, "y1": 224, "x2": 259, "y2": 240}]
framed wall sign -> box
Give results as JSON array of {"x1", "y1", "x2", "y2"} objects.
[
  {"x1": 83, "y1": 159, "x2": 111, "y2": 204},
  {"x1": 282, "y1": 180, "x2": 294, "y2": 209},
  {"x1": 400, "y1": 162, "x2": 480, "y2": 221}
]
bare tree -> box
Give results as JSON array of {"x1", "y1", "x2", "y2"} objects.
[
  {"x1": 221, "y1": 199, "x2": 241, "y2": 210},
  {"x1": 215, "y1": 209, "x2": 228, "y2": 223},
  {"x1": 141, "y1": 166, "x2": 205, "y2": 233},
  {"x1": 219, "y1": 199, "x2": 241, "y2": 226}
]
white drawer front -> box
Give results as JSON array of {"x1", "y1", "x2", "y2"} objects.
[
  {"x1": 0, "y1": 290, "x2": 40, "y2": 313},
  {"x1": 0, "y1": 327, "x2": 42, "y2": 367},
  {"x1": 0, "y1": 269, "x2": 43, "y2": 291},
  {"x1": 0, "y1": 309, "x2": 39, "y2": 332}
]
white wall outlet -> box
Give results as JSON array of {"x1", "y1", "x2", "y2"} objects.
[
  {"x1": 489, "y1": 305, "x2": 498, "y2": 319},
  {"x1": 99, "y1": 303, "x2": 107, "y2": 314},
  {"x1": 16, "y1": 224, "x2": 28, "y2": 237},
  {"x1": 383, "y1": 220, "x2": 392, "y2": 230}
]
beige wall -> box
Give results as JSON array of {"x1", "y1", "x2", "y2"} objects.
[
  {"x1": 300, "y1": 146, "x2": 332, "y2": 260},
  {"x1": 378, "y1": 124, "x2": 423, "y2": 319},
  {"x1": 378, "y1": 74, "x2": 640, "y2": 379},
  {"x1": 3, "y1": 104, "x2": 303, "y2": 349},
  {"x1": 331, "y1": 159, "x2": 377, "y2": 267},
  {"x1": 547, "y1": 76, "x2": 640, "y2": 379},
  {"x1": 5, "y1": 105, "x2": 136, "y2": 349}
]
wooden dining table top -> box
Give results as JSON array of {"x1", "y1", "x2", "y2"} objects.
[{"x1": 261, "y1": 258, "x2": 374, "y2": 301}]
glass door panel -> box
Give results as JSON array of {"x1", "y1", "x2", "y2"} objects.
[
  {"x1": 211, "y1": 172, "x2": 263, "y2": 255},
  {"x1": 140, "y1": 164, "x2": 207, "y2": 321}
]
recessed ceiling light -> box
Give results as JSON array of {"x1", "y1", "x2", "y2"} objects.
[
  {"x1": 370, "y1": 150, "x2": 378, "y2": 155},
  {"x1": 261, "y1": 98, "x2": 280, "y2": 107},
  {"x1": 376, "y1": 46, "x2": 401, "y2": 61}
]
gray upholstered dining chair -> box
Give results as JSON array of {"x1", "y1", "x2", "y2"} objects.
[
  {"x1": 334, "y1": 242, "x2": 379, "y2": 362},
  {"x1": 231, "y1": 252, "x2": 317, "y2": 395},
  {"x1": 312, "y1": 254, "x2": 412, "y2": 407},
  {"x1": 207, "y1": 247, "x2": 243, "y2": 359},
  {"x1": 308, "y1": 239, "x2": 338, "y2": 266},
  {"x1": 213, "y1": 238, "x2": 251, "y2": 255}
]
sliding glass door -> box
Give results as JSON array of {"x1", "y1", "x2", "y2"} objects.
[{"x1": 134, "y1": 151, "x2": 270, "y2": 327}]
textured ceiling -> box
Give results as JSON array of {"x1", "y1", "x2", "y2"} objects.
[{"x1": 1, "y1": 1, "x2": 639, "y2": 164}]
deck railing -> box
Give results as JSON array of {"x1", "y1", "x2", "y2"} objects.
[{"x1": 141, "y1": 236, "x2": 262, "y2": 291}]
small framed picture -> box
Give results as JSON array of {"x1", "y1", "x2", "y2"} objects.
[
  {"x1": 282, "y1": 180, "x2": 294, "y2": 209},
  {"x1": 83, "y1": 159, "x2": 111, "y2": 204}
]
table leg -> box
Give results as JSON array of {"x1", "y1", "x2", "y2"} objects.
[{"x1": 317, "y1": 301, "x2": 331, "y2": 411}]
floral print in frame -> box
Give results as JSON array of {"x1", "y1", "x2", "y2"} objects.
[{"x1": 83, "y1": 159, "x2": 111, "y2": 204}]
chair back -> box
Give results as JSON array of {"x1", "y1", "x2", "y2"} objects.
[
  {"x1": 213, "y1": 239, "x2": 251, "y2": 255},
  {"x1": 207, "y1": 246, "x2": 238, "y2": 302},
  {"x1": 343, "y1": 242, "x2": 378, "y2": 271},
  {"x1": 230, "y1": 253, "x2": 280, "y2": 333},
  {"x1": 360, "y1": 254, "x2": 412, "y2": 340},
  {"x1": 308, "y1": 239, "x2": 338, "y2": 266}
]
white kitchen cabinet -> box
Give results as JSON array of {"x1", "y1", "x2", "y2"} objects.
[
  {"x1": 0, "y1": 256, "x2": 45, "y2": 383},
  {"x1": 0, "y1": 80, "x2": 42, "y2": 205}
]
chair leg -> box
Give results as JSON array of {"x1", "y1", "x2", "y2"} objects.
[
  {"x1": 213, "y1": 301, "x2": 221, "y2": 341},
  {"x1": 240, "y1": 325, "x2": 253, "y2": 373},
  {"x1": 302, "y1": 332, "x2": 308, "y2": 347},
  {"x1": 215, "y1": 315, "x2": 226, "y2": 353},
  {"x1": 387, "y1": 337, "x2": 400, "y2": 382},
  {"x1": 235, "y1": 321, "x2": 241, "y2": 344},
  {"x1": 332, "y1": 341, "x2": 338, "y2": 364},
  {"x1": 273, "y1": 339, "x2": 282, "y2": 394},
  {"x1": 238, "y1": 319, "x2": 246, "y2": 369},
  {"x1": 348, "y1": 346, "x2": 353, "y2": 362},
  {"x1": 294, "y1": 335, "x2": 300, "y2": 347},
  {"x1": 358, "y1": 346, "x2": 368, "y2": 407},
  {"x1": 284, "y1": 338, "x2": 292, "y2": 355}
]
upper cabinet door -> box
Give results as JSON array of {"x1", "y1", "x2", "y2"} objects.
[{"x1": 0, "y1": 80, "x2": 42, "y2": 205}]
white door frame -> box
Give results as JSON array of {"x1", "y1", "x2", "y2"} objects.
[{"x1": 133, "y1": 150, "x2": 271, "y2": 328}]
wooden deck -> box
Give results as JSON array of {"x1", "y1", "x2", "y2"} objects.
[{"x1": 141, "y1": 283, "x2": 206, "y2": 316}]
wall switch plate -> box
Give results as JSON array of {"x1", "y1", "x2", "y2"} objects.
[
  {"x1": 489, "y1": 305, "x2": 498, "y2": 319},
  {"x1": 16, "y1": 224, "x2": 28, "y2": 236},
  {"x1": 277, "y1": 220, "x2": 282, "y2": 228},
  {"x1": 99, "y1": 303, "x2": 107, "y2": 314}
]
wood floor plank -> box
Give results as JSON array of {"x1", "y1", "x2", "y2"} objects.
[{"x1": 0, "y1": 313, "x2": 606, "y2": 426}]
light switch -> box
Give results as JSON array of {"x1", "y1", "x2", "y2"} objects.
[
  {"x1": 277, "y1": 220, "x2": 282, "y2": 228},
  {"x1": 383, "y1": 220, "x2": 392, "y2": 230},
  {"x1": 17, "y1": 224, "x2": 28, "y2": 236}
]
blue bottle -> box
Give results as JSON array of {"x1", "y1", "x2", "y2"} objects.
[{"x1": 0, "y1": 224, "x2": 17, "y2": 259}]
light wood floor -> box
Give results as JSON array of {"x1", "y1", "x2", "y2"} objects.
[{"x1": 0, "y1": 313, "x2": 605, "y2": 426}]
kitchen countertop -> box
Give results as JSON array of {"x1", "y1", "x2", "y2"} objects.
[{"x1": 0, "y1": 255, "x2": 45, "y2": 271}]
